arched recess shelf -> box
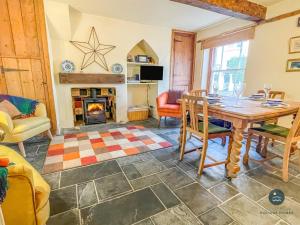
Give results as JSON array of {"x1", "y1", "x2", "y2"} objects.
[
  {"x1": 127, "y1": 40, "x2": 159, "y2": 65},
  {"x1": 126, "y1": 40, "x2": 159, "y2": 121}
]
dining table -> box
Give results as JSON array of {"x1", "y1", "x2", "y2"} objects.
[{"x1": 178, "y1": 97, "x2": 300, "y2": 179}]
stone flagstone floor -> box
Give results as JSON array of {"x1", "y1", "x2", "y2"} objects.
[{"x1": 3, "y1": 118, "x2": 300, "y2": 225}]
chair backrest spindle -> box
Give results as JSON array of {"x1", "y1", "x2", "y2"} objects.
[
  {"x1": 190, "y1": 89, "x2": 208, "y2": 97},
  {"x1": 182, "y1": 94, "x2": 209, "y2": 138}
]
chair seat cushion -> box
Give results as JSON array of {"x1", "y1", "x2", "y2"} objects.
[
  {"x1": 12, "y1": 117, "x2": 50, "y2": 134},
  {"x1": 252, "y1": 124, "x2": 290, "y2": 138},
  {"x1": 199, "y1": 122, "x2": 231, "y2": 134},
  {"x1": 159, "y1": 104, "x2": 180, "y2": 111}
]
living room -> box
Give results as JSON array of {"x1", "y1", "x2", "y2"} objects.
[{"x1": 1, "y1": 0, "x2": 300, "y2": 225}]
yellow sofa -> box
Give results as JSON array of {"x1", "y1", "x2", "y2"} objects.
[
  {"x1": 0, "y1": 145, "x2": 50, "y2": 225},
  {"x1": 0, "y1": 103, "x2": 52, "y2": 157}
]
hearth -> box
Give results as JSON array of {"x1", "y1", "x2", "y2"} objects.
[{"x1": 83, "y1": 98, "x2": 106, "y2": 124}]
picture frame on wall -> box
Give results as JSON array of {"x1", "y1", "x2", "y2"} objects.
[
  {"x1": 287, "y1": 59, "x2": 300, "y2": 72},
  {"x1": 289, "y1": 36, "x2": 300, "y2": 53}
]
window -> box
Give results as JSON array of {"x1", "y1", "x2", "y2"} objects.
[{"x1": 209, "y1": 41, "x2": 249, "y2": 96}]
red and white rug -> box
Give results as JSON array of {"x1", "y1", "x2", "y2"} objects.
[{"x1": 43, "y1": 126, "x2": 172, "y2": 174}]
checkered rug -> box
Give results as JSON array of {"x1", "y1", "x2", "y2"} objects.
[{"x1": 43, "y1": 126, "x2": 172, "y2": 174}]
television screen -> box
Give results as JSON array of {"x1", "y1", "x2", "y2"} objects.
[{"x1": 140, "y1": 66, "x2": 163, "y2": 81}]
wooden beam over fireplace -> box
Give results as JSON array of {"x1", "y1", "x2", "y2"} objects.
[
  {"x1": 170, "y1": 0, "x2": 267, "y2": 22},
  {"x1": 59, "y1": 73, "x2": 125, "y2": 84}
]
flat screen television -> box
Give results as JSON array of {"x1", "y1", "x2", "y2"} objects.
[{"x1": 140, "y1": 66, "x2": 163, "y2": 81}]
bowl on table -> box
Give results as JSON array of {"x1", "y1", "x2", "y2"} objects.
[
  {"x1": 249, "y1": 93, "x2": 265, "y2": 100},
  {"x1": 206, "y1": 96, "x2": 222, "y2": 105},
  {"x1": 266, "y1": 98, "x2": 283, "y2": 106}
]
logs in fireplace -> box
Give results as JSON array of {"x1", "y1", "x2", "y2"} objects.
[{"x1": 83, "y1": 98, "x2": 107, "y2": 124}]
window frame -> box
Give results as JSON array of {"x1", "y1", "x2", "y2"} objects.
[{"x1": 206, "y1": 41, "x2": 249, "y2": 95}]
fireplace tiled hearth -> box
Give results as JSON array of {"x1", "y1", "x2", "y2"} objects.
[{"x1": 71, "y1": 88, "x2": 116, "y2": 126}]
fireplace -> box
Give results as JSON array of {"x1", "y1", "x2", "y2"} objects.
[
  {"x1": 71, "y1": 87, "x2": 116, "y2": 126},
  {"x1": 83, "y1": 98, "x2": 106, "y2": 124}
]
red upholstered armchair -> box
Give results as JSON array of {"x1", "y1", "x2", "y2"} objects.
[{"x1": 156, "y1": 91, "x2": 182, "y2": 127}]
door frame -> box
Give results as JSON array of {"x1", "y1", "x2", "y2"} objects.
[
  {"x1": 35, "y1": 0, "x2": 57, "y2": 133},
  {"x1": 169, "y1": 29, "x2": 196, "y2": 91}
]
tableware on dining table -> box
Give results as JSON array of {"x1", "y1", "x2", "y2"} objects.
[
  {"x1": 208, "y1": 93, "x2": 220, "y2": 98},
  {"x1": 266, "y1": 98, "x2": 283, "y2": 105},
  {"x1": 263, "y1": 84, "x2": 272, "y2": 98},
  {"x1": 206, "y1": 96, "x2": 222, "y2": 105},
  {"x1": 261, "y1": 100, "x2": 288, "y2": 108},
  {"x1": 212, "y1": 82, "x2": 219, "y2": 95},
  {"x1": 233, "y1": 82, "x2": 246, "y2": 105},
  {"x1": 249, "y1": 93, "x2": 265, "y2": 101}
]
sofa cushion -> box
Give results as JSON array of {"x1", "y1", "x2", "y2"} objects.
[
  {"x1": 167, "y1": 90, "x2": 183, "y2": 104},
  {"x1": 0, "y1": 100, "x2": 21, "y2": 119},
  {"x1": 12, "y1": 117, "x2": 50, "y2": 134}
]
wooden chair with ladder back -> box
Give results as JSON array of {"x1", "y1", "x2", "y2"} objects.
[
  {"x1": 252, "y1": 90, "x2": 286, "y2": 157},
  {"x1": 189, "y1": 89, "x2": 230, "y2": 146},
  {"x1": 180, "y1": 94, "x2": 233, "y2": 175},
  {"x1": 190, "y1": 89, "x2": 208, "y2": 97},
  {"x1": 244, "y1": 106, "x2": 300, "y2": 182}
]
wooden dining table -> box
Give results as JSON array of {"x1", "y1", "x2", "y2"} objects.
[{"x1": 178, "y1": 97, "x2": 300, "y2": 178}]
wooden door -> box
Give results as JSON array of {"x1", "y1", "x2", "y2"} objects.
[
  {"x1": 170, "y1": 30, "x2": 196, "y2": 92},
  {"x1": 0, "y1": 0, "x2": 57, "y2": 131}
]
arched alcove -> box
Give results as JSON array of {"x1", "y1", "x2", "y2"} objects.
[
  {"x1": 127, "y1": 39, "x2": 159, "y2": 64},
  {"x1": 126, "y1": 39, "x2": 159, "y2": 119}
]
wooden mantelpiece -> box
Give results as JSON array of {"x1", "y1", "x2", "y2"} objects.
[{"x1": 59, "y1": 73, "x2": 125, "y2": 84}]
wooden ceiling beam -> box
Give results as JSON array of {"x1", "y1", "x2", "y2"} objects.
[{"x1": 170, "y1": 0, "x2": 267, "y2": 22}]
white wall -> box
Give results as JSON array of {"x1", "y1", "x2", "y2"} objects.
[
  {"x1": 245, "y1": 3, "x2": 300, "y2": 100},
  {"x1": 195, "y1": 0, "x2": 300, "y2": 126},
  {"x1": 45, "y1": 0, "x2": 172, "y2": 129}
]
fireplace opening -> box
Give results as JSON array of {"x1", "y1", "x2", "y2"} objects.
[
  {"x1": 71, "y1": 88, "x2": 116, "y2": 126},
  {"x1": 87, "y1": 103, "x2": 104, "y2": 115},
  {"x1": 84, "y1": 98, "x2": 106, "y2": 125}
]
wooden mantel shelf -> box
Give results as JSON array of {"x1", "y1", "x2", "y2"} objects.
[{"x1": 59, "y1": 73, "x2": 125, "y2": 84}]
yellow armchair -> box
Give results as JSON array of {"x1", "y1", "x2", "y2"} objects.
[
  {"x1": 0, "y1": 103, "x2": 52, "y2": 157},
  {"x1": 0, "y1": 145, "x2": 50, "y2": 225}
]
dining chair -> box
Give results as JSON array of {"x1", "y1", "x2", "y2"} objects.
[
  {"x1": 189, "y1": 89, "x2": 230, "y2": 146},
  {"x1": 190, "y1": 89, "x2": 208, "y2": 97},
  {"x1": 244, "y1": 107, "x2": 300, "y2": 182},
  {"x1": 180, "y1": 94, "x2": 233, "y2": 175},
  {"x1": 253, "y1": 90, "x2": 286, "y2": 156}
]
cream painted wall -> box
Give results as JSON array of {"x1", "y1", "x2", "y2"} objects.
[
  {"x1": 194, "y1": 0, "x2": 300, "y2": 126},
  {"x1": 45, "y1": 0, "x2": 172, "y2": 129}
]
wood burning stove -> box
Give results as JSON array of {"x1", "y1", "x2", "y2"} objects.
[{"x1": 83, "y1": 98, "x2": 106, "y2": 125}]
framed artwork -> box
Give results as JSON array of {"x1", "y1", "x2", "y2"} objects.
[
  {"x1": 289, "y1": 36, "x2": 300, "y2": 53},
  {"x1": 287, "y1": 59, "x2": 300, "y2": 72}
]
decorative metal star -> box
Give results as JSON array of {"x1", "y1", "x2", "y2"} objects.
[{"x1": 70, "y1": 27, "x2": 116, "y2": 71}]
